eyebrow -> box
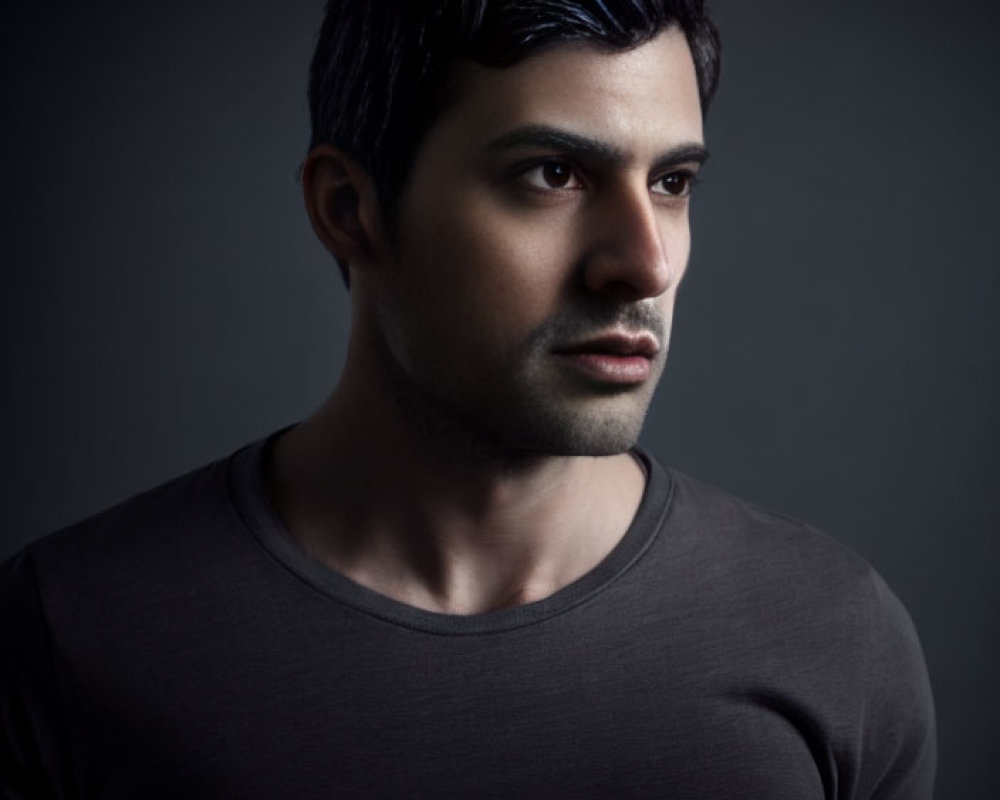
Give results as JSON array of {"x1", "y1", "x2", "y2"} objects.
[{"x1": 482, "y1": 124, "x2": 709, "y2": 172}]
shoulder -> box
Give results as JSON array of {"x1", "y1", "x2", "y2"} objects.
[
  {"x1": 34, "y1": 449, "x2": 234, "y2": 556},
  {"x1": 658, "y1": 469, "x2": 867, "y2": 580},
  {"x1": 654, "y1": 468, "x2": 936, "y2": 795},
  {"x1": 652, "y1": 465, "x2": 931, "y2": 706},
  {"x1": 663, "y1": 468, "x2": 886, "y2": 605},
  {"x1": 1, "y1": 448, "x2": 246, "y2": 626},
  {"x1": 0, "y1": 448, "x2": 248, "y2": 797}
]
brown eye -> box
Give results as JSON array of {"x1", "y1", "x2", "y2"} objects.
[
  {"x1": 542, "y1": 161, "x2": 572, "y2": 188},
  {"x1": 652, "y1": 171, "x2": 694, "y2": 197},
  {"x1": 521, "y1": 160, "x2": 582, "y2": 191}
]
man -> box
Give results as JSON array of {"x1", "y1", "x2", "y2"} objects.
[{"x1": 1, "y1": 1, "x2": 935, "y2": 798}]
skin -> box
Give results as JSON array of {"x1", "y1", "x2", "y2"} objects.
[{"x1": 270, "y1": 27, "x2": 705, "y2": 614}]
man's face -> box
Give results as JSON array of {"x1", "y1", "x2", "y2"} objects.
[{"x1": 367, "y1": 27, "x2": 705, "y2": 458}]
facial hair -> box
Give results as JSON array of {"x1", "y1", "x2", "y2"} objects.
[{"x1": 372, "y1": 297, "x2": 671, "y2": 467}]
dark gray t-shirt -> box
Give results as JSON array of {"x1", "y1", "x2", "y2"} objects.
[{"x1": 1, "y1": 437, "x2": 935, "y2": 798}]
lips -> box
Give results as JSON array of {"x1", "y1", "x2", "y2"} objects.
[
  {"x1": 554, "y1": 332, "x2": 659, "y2": 359},
  {"x1": 552, "y1": 331, "x2": 660, "y2": 385}
]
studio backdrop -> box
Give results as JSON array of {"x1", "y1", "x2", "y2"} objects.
[{"x1": 2, "y1": 2, "x2": 997, "y2": 798}]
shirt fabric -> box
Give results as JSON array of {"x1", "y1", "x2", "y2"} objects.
[{"x1": 0, "y1": 435, "x2": 936, "y2": 799}]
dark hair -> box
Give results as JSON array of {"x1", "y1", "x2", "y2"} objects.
[{"x1": 308, "y1": 0, "x2": 721, "y2": 282}]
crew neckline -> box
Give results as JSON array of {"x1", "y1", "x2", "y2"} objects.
[{"x1": 229, "y1": 432, "x2": 674, "y2": 636}]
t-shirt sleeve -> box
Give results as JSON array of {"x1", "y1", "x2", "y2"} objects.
[
  {"x1": 851, "y1": 568, "x2": 936, "y2": 799},
  {"x1": 1, "y1": 548, "x2": 70, "y2": 800}
]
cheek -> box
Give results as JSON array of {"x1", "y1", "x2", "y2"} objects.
[
  {"x1": 655, "y1": 214, "x2": 692, "y2": 300},
  {"x1": 402, "y1": 194, "x2": 576, "y2": 345}
]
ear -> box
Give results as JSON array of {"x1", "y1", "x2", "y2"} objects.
[{"x1": 301, "y1": 144, "x2": 388, "y2": 270}]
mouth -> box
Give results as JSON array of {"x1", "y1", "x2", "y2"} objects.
[{"x1": 552, "y1": 331, "x2": 660, "y2": 385}]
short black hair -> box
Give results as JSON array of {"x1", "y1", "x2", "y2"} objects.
[{"x1": 308, "y1": 0, "x2": 721, "y2": 283}]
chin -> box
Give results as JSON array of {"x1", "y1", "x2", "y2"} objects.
[
  {"x1": 388, "y1": 355, "x2": 653, "y2": 461},
  {"x1": 502, "y1": 401, "x2": 649, "y2": 458},
  {"x1": 540, "y1": 426, "x2": 644, "y2": 458}
]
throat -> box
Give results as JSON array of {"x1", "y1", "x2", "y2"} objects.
[{"x1": 267, "y1": 409, "x2": 648, "y2": 617}]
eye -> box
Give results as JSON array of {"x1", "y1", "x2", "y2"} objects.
[
  {"x1": 651, "y1": 170, "x2": 697, "y2": 197},
  {"x1": 520, "y1": 160, "x2": 583, "y2": 191}
]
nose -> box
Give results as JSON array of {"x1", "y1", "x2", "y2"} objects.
[{"x1": 581, "y1": 183, "x2": 678, "y2": 301}]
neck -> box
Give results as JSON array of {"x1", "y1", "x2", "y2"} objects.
[{"x1": 267, "y1": 339, "x2": 647, "y2": 615}]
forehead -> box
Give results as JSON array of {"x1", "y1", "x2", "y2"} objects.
[{"x1": 438, "y1": 26, "x2": 704, "y2": 159}]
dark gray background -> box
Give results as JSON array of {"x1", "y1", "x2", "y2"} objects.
[{"x1": 2, "y1": 1, "x2": 997, "y2": 797}]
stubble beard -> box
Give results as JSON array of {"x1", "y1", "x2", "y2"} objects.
[{"x1": 372, "y1": 301, "x2": 670, "y2": 468}]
